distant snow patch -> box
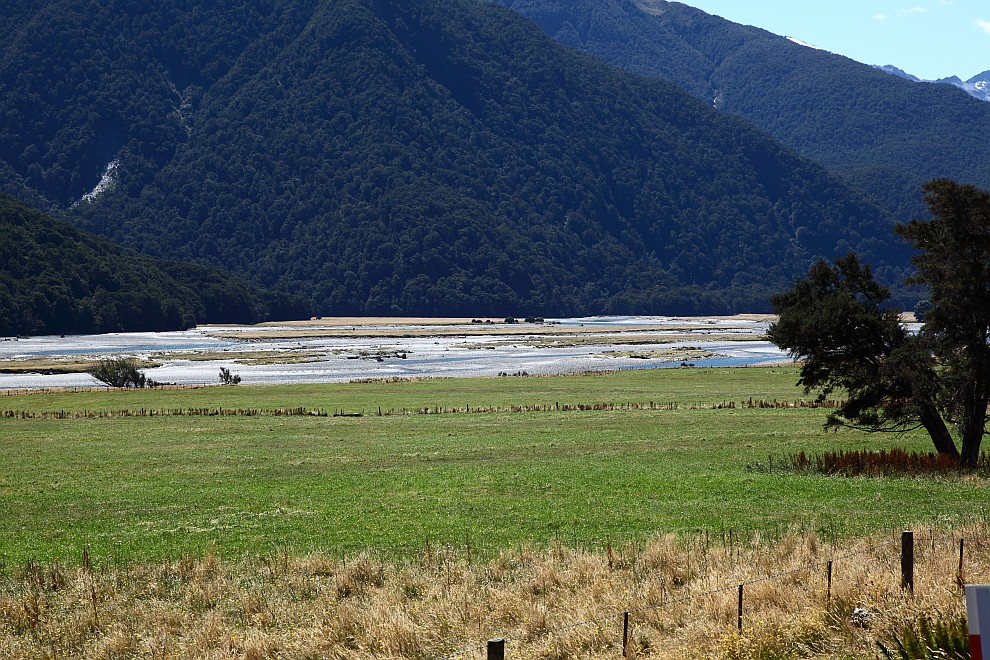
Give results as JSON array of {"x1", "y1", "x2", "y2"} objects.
[
  {"x1": 787, "y1": 37, "x2": 826, "y2": 51},
  {"x1": 874, "y1": 65, "x2": 990, "y2": 102},
  {"x1": 76, "y1": 159, "x2": 120, "y2": 206}
]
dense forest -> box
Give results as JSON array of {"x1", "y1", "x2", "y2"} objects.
[
  {"x1": 492, "y1": 0, "x2": 990, "y2": 222},
  {"x1": 1, "y1": 0, "x2": 910, "y2": 316},
  {"x1": 0, "y1": 195, "x2": 310, "y2": 336}
]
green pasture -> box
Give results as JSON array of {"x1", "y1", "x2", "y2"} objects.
[{"x1": 1, "y1": 368, "x2": 986, "y2": 565}]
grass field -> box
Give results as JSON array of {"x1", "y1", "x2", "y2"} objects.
[
  {"x1": 4, "y1": 366, "x2": 990, "y2": 659},
  {"x1": 2, "y1": 367, "x2": 986, "y2": 567}
]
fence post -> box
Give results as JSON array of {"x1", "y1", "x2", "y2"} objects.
[
  {"x1": 826, "y1": 559, "x2": 833, "y2": 607},
  {"x1": 622, "y1": 611, "x2": 629, "y2": 657},
  {"x1": 738, "y1": 584, "x2": 744, "y2": 631},
  {"x1": 901, "y1": 530, "x2": 914, "y2": 592},
  {"x1": 958, "y1": 538, "x2": 966, "y2": 588},
  {"x1": 487, "y1": 638, "x2": 505, "y2": 660}
]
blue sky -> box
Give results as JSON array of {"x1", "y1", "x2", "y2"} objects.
[{"x1": 676, "y1": 0, "x2": 989, "y2": 80}]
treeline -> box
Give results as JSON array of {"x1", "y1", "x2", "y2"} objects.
[
  {"x1": 0, "y1": 195, "x2": 310, "y2": 336},
  {"x1": 2, "y1": 0, "x2": 909, "y2": 316}
]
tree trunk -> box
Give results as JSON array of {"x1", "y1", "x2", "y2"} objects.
[
  {"x1": 958, "y1": 388, "x2": 988, "y2": 467},
  {"x1": 960, "y1": 411, "x2": 986, "y2": 467},
  {"x1": 919, "y1": 404, "x2": 959, "y2": 457}
]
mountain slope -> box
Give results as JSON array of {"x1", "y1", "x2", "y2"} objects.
[
  {"x1": 1, "y1": 0, "x2": 906, "y2": 315},
  {"x1": 492, "y1": 0, "x2": 990, "y2": 221},
  {"x1": 0, "y1": 195, "x2": 310, "y2": 336}
]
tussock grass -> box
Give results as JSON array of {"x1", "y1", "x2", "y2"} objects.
[{"x1": 2, "y1": 526, "x2": 987, "y2": 659}]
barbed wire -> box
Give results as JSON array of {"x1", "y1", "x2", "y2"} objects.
[{"x1": 924, "y1": 533, "x2": 990, "y2": 543}]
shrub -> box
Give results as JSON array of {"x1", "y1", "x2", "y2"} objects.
[
  {"x1": 219, "y1": 367, "x2": 241, "y2": 385},
  {"x1": 877, "y1": 613, "x2": 969, "y2": 659},
  {"x1": 786, "y1": 448, "x2": 987, "y2": 477},
  {"x1": 88, "y1": 358, "x2": 147, "y2": 388}
]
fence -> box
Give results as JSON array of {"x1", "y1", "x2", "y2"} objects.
[
  {"x1": 0, "y1": 383, "x2": 218, "y2": 396},
  {"x1": 442, "y1": 530, "x2": 985, "y2": 659},
  {"x1": 0, "y1": 397, "x2": 842, "y2": 420}
]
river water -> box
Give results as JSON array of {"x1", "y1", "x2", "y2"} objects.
[{"x1": 0, "y1": 316, "x2": 788, "y2": 389}]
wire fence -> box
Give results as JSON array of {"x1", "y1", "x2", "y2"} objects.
[
  {"x1": 441, "y1": 531, "x2": 990, "y2": 659},
  {"x1": 0, "y1": 397, "x2": 842, "y2": 420},
  {"x1": 0, "y1": 383, "x2": 228, "y2": 397}
]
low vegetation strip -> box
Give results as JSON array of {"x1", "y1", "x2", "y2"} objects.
[
  {"x1": 787, "y1": 448, "x2": 990, "y2": 477},
  {"x1": 0, "y1": 397, "x2": 843, "y2": 420},
  {"x1": 1, "y1": 527, "x2": 987, "y2": 659}
]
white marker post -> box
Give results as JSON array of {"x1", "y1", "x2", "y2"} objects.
[{"x1": 966, "y1": 585, "x2": 990, "y2": 659}]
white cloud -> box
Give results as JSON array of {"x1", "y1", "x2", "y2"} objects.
[
  {"x1": 978, "y1": 18, "x2": 990, "y2": 34},
  {"x1": 874, "y1": 12, "x2": 889, "y2": 21}
]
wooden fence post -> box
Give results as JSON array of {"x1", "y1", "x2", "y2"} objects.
[
  {"x1": 958, "y1": 538, "x2": 966, "y2": 588},
  {"x1": 487, "y1": 638, "x2": 505, "y2": 660},
  {"x1": 901, "y1": 530, "x2": 914, "y2": 592},
  {"x1": 622, "y1": 611, "x2": 630, "y2": 657},
  {"x1": 826, "y1": 559, "x2": 833, "y2": 607},
  {"x1": 738, "y1": 584, "x2": 744, "y2": 631}
]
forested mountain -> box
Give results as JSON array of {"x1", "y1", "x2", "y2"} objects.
[
  {"x1": 0, "y1": 195, "x2": 310, "y2": 336},
  {"x1": 491, "y1": 0, "x2": 990, "y2": 220},
  {"x1": 1, "y1": 0, "x2": 907, "y2": 316}
]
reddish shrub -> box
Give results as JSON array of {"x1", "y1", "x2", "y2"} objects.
[{"x1": 787, "y1": 447, "x2": 987, "y2": 477}]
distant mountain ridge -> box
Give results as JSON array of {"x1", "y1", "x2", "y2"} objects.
[
  {"x1": 1, "y1": 0, "x2": 909, "y2": 316},
  {"x1": 935, "y1": 72, "x2": 990, "y2": 102},
  {"x1": 491, "y1": 0, "x2": 990, "y2": 221},
  {"x1": 875, "y1": 65, "x2": 990, "y2": 103}
]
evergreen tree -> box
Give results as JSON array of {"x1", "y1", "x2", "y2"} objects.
[{"x1": 769, "y1": 180, "x2": 990, "y2": 465}]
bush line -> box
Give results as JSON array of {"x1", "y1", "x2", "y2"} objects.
[{"x1": 0, "y1": 398, "x2": 843, "y2": 420}]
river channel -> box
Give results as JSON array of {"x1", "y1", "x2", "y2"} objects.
[{"x1": 0, "y1": 315, "x2": 788, "y2": 389}]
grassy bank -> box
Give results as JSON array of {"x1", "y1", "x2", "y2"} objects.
[{"x1": 1, "y1": 368, "x2": 986, "y2": 566}]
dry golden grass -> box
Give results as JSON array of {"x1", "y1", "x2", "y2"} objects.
[{"x1": 2, "y1": 523, "x2": 987, "y2": 659}]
